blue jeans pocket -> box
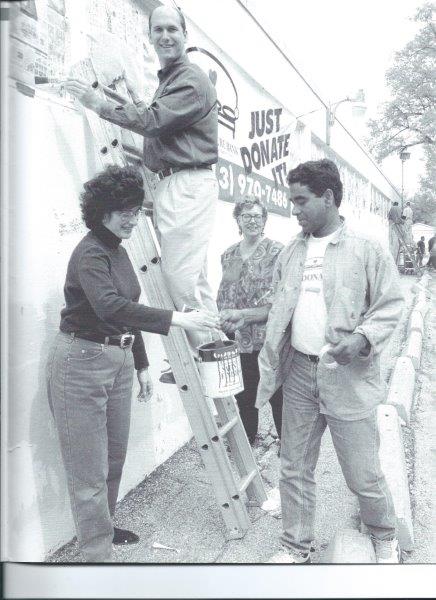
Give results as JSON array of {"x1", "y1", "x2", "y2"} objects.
[{"x1": 68, "y1": 341, "x2": 105, "y2": 362}]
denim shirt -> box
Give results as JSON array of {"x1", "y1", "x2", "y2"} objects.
[{"x1": 255, "y1": 220, "x2": 404, "y2": 420}]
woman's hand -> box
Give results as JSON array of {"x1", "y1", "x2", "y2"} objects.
[
  {"x1": 171, "y1": 310, "x2": 220, "y2": 332},
  {"x1": 137, "y1": 368, "x2": 153, "y2": 402},
  {"x1": 219, "y1": 309, "x2": 245, "y2": 333}
]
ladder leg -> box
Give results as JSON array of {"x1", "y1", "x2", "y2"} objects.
[{"x1": 214, "y1": 396, "x2": 267, "y2": 506}]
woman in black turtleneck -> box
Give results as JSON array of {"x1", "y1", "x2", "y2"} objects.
[{"x1": 46, "y1": 165, "x2": 218, "y2": 562}]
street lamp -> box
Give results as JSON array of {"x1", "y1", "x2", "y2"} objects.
[
  {"x1": 399, "y1": 149, "x2": 411, "y2": 209},
  {"x1": 325, "y1": 89, "x2": 366, "y2": 146}
]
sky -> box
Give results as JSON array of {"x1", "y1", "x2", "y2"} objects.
[{"x1": 248, "y1": 0, "x2": 426, "y2": 195}]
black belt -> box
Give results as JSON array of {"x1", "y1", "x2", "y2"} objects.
[
  {"x1": 157, "y1": 164, "x2": 212, "y2": 180},
  {"x1": 70, "y1": 332, "x2": 135, "y2": 349},
  {"x1": 295, "y1": 349, "x2": 319, "y2": 363}
]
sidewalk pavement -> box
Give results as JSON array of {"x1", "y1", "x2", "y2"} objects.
[{"x1": 48, "y1": 276, "x2": 419, "y2": 564}]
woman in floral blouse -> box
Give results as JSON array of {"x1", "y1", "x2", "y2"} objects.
[{"x1": 217, "y1": 197, "x2": 283, "y2": 445}]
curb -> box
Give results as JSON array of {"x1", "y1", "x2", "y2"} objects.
[
  {"x1": 321, "y1": 528, "x2": 375, "y2": 563},
  {"x1": 408, "y1": 310, "x2": 424, "y2": 334},
  {"x1": 356, "y1": 273, "x2": 431, "y2": 556},
  {"x1": 402, "y1": 329, "x2": 423, "y2": 370},
  {"x1": 388, "y1": 272, "x2": 431, "y2": 416},
  {"x1": 386, "y1": 356, "x2": 416, "y2": 425},
  {"x1": 413, "y1": 295, "x2": 430, "y2": 318},
  {"x1": 377, "y1": 404, "x2": 414, "y2": 551}
]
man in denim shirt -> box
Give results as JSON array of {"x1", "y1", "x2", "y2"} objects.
[
  {"x1": 65, "y1": 6, "x2": 219, "y2": 358},
  {"x1": 257, "y1": 159, "x2": 404, "y2": 564}
]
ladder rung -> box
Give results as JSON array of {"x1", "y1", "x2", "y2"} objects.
[
  {"x1": 217, "y1": 415, "x2": 239, "y2": 438},
  {"x1": 238, "y1": 470, "x2": 257, "y2": 494},
  {"x1": 92, "y1": 80, "x2": 129, "y2": 105},
  {"x1": 122, "y1": 143, "x2": 143, "y2": 160}
]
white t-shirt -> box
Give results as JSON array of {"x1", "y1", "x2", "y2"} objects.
[
  {"x1": 291, "y1": 230, "x2": 338, "y2": 355},
  {"x1": 403, "y1": 206, "x2": 413, "y2": 220}
]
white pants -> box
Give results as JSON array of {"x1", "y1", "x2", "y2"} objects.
[{"x1": 154, "y1": 168, "x2": 219, "y2": 350}]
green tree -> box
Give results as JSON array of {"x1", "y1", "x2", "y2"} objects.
[{"x1": 367, "y1": 3, "x2": 435, "y2": 160}]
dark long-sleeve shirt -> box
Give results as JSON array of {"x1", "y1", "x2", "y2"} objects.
[
  {"x1": 98, "y1": 55, "x2": 218, "y2": 172},
  {"x1": 387, "y1": 205, "x2": 402, "y2": 224},
  {"x1": 60, "y1": 224, "x2": 173, "y2": 369}
]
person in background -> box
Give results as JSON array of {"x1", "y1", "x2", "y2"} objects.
[
  {"x1": 257, "y1": 159, "x2": 404, "y2": 564},
  {"x1": 387, "y1": 201, "x2": 402, "y2": 223},
  {"x1": 427, "y1": 234, "x2": 436, "y2": 269},
  {"x1": 416, "y1": 236, "x2": 425, "y2": 267},
  {"x1": 402, "y1": 201, "x2": 413, "y2": 224},
  {"x1": 387, "y1": 200, "x2": 402, "y2": 258},
  {"x1": 217, "y1": 198, "x2": 283, "y2": 446},
  {"x1": 46, "y1": 165, "x2": 219, "y2": 562},
  {"x1": 65, "y1": 5, "x2": 219, "y2": 360},
  {"x1": 402, "y1": 202, "x2": 414, "y2": 246},
  {"x1": 401, "y1": 215, "x2": 414, "y2": 246}
]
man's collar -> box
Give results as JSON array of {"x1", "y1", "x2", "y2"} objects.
[
  {"x1": 296, "y1": 216, "x2": 346, "y2": 244},
  {"x1": 158, "y1": 54, "x2": 190, "y2": 79}
]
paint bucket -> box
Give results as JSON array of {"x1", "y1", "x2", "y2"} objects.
[{"x1": 197, "y1": 340, "x2": 244, "y2": 398}]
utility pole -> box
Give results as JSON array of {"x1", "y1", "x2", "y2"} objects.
[{"x1": 399, "y1": 149, "x2": 411, "y2": 210}]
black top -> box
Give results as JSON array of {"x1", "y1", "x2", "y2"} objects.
[{"x1": 59, "y1": 224, "x2": 173, "y2": 369}]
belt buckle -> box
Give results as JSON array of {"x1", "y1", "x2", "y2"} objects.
[{"x1": 120, "y1": 333, "x2": 135, "y2": 349}]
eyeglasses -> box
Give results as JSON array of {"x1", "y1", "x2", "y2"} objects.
[
  {"x1": 239, "y1": 214, "x2": 264, "y2": 223},
  {"x1": 116, "y1": 208, "x2": 142, "y2": 221}
]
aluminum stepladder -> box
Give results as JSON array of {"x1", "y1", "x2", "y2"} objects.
[
  {"x1": 70, "y1": 59, "x2": 267, "y2": 540},
  {"x1": 393, "y1": 223, "x2": 421, "y2": 276}
]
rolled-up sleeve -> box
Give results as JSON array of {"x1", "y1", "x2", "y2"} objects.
[{"x1": 99, "y1": 75, "x2": 207, "y2": 138}]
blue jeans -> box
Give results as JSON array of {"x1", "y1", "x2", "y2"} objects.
[
  {"x1": 280, "y1": 349, "x2": 396, "y2": 553},
  {"x1": 46, "y1": 332, "x2": 134, "y2": 562}
]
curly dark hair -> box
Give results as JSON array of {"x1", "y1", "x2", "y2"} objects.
[
  {"x1": 80, "y1": 165, "x2": 145, "y2": 230},
  {"x1": 232, "y1": 196, "x2": 268, "y2": 221},
  {"x1": 286, "y1": 159, "x2": 343, "y2": 207}
]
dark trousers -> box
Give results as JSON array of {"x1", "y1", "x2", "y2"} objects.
[{"x1": 236, "y1": 350, "x2": 283, "y2": 443}]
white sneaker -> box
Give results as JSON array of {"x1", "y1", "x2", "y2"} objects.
[
  {"x1": 372, "y1": 537, "x2": 401, "y2": 563},
  {"x1": 268, "y1": 547, "x2": 311, "y2": 564}
]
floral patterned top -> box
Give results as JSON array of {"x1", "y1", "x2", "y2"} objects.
[{"x1": 217, "y1": 237, "x2": 284, "y2": 353}]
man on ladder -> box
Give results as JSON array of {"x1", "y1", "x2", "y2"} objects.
[
  {"x1": 65, "y1": 5, "x2": 219, "y2": 374},
  {"x1": 387, "y1": 201, "x2": 402, "y2": 259}
]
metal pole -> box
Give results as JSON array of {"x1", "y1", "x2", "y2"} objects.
[
  {"x1": 326, "y1": 106, "x2": 331, "y2": 146},
  {"x1": 401, "y1": 159, "x2": 404, "y2": 210}
]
